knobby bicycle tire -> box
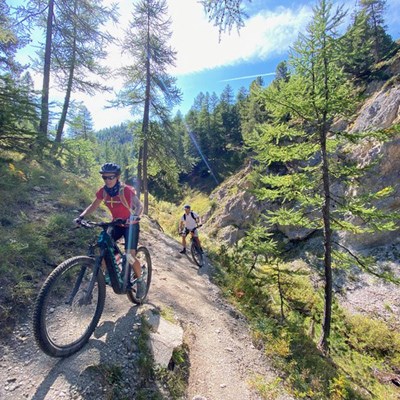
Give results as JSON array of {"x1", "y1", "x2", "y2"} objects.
[
  {"x1": 127, "y1": 246, "x2": 152, "y2": 305},
  {"x1": 33, "y1": 256, "x2": 106, "y2": 357},
  {"x1": 191, "y1": 242, "x2": 203, "y2": 267}
]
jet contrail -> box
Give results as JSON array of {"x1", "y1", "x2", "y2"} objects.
[{"x1": 220, "y1": 72, "x2": 275, "y2": 82}]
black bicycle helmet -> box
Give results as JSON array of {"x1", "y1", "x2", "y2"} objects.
[{"x1": 99, "y1": 162, "x2": 121, "y2": 175}]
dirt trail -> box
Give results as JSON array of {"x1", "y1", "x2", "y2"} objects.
[{"x1": 0, "y1": 224, "x2": 288, "y2": 400}]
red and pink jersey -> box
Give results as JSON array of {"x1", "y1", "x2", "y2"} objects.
[{"x1": 96, "y1": 184, "x2": 137, "y2": 220}]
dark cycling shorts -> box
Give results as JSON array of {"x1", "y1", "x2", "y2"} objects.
[
  {"x1": 182, "y1": 227, "x2": 198, "y2": 238},
  {"x1": 112, "y1": 224, "x2": 140, "y2": 251}
]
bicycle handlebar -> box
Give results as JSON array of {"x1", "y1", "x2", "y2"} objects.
[{"x1": 76, "y1": 217, "x2": 140, "y2": 229}]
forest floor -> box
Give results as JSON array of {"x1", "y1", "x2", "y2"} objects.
[{"x1": 0, "y1": 222, "x2": 292, "y2": 400}]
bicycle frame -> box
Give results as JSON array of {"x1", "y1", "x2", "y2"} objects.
[
  {"x1": 188, "y1": 226, "x2": 201, "y2": 248},
  {"x1": 79, "y1": 222, "x2": 130, "y2": 297},
  {"x1": 96, "y1": 227, "x2": 131, "y2": 295}
]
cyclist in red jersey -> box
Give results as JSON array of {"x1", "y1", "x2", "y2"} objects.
[{"x1": 75, "y1": 163, "x2": 146, "y2": 298}]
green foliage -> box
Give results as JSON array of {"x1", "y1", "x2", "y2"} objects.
[
  {"x1": 154, "y1": 345, "x2": 190, "y2": 399},
  {"x1": 248, "y1": 376, "x2": 283, "y2": 400},
  {"x1": 0, "y1": 74, "x2": 39, "y2": 154},
  {"x1": 213, "y1": 245, "x2": 400, "y2": 399},
  {"x1": 137, "y1": 316, "x2": 155, "y2": 382},
  {"x1": 86, "y1": 364, "x2": 124, "y2": 400},
  {"x1": 184, "y1": 87, "x2": 246, "y2": 183},
  {"x1": 347, "y1": 314, "x2": 400, "y2": 358},
  {"x1": 67, "y1": 102, "x2": 95, "y2": 139},
  {"x1": 59, "y1": 138, "x2": 99, "y2": 177}
]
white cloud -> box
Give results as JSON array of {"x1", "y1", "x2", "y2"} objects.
[
  {"x1": 105, "y1": 0, "x2": 313, "y2": 75},
  {"x1": 14, "y1": 0, "x2": 318, "y2": 129},
  {"x1": 79, "y1": 1, "x2": 314, "y2": 128},
  {"x1": 167, "y1": 3, "x2": 313, "y2": 75}
]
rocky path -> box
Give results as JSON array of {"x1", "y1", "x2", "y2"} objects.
[{"x1": 0, "y1": 223, "x2": 288, "y2": 400}]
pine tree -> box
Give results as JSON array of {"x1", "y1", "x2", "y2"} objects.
[
  {"x1": 0, "y1": 1, "x2": 38, "y2": 153},
  {"x1": 274, "y1": 61, "x2": 290, "y2": 86},
  {"x1": 238, "y1": 77, "x2": 269, "y2": 143},
  {"x1": 67, "y1": 103, "x2": 95, "y2": 140},
  {"x1": 359, "y1": 0, "x2": 395, "y2": 62},
  {"x1": 340, "y1": 10, "x2": 375, "y2": 78},
  {"x1": 340, "y1": 0, "x2": 396, "y2": 78},
  {"x1": 117, "y1": 0, "x2": 181, "y2": 214}
]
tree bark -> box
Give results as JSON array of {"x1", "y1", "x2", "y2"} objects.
[
  {"x1": 318, "y1": 32, "x2": 333, "y2": 352},
  {"x1": 141, "y1": 5, "x2": 151, "y2": 215},
  {"x1": 52, "y1": 0, "x2": 78, "y2": 154},
  {"x1": 136, "y1": 146, "x2": 143, "y2": 198},
  {"x1": 38, "y1": 0, "x2": 54, "y2": 147},
  {"x1": 318, "y1": 123, "x2": 333, "y2": 354}
]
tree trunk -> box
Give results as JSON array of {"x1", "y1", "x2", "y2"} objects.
[
  {"x1": 318, "y1": 131, "x2": 333, "y2": 354},
  {"x1": 38, "y1": 0, "x2": 54, "y2": 148},
  {"x1": 318, "y1": 25, "x2": 333, "y2": 354},
  {"x1": 141, "y1": 7, "x2": 151, "y2": 215},
  {"x1": 277, "y1": 265, "x2": 285, "y2": 322},
  {"x1": 136, "y1": 146, "x2": 143, "y2": 198},
  {"x1": 52, "y1": 0, "x2": 77, "y2": 154}
]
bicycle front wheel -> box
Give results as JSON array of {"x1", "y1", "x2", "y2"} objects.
[
  {"x1": 127, "y1": 246, "x2": 152, "y2": 305},
  {"x1": 33, "y1": 256, "x2": 106, "y2": 357},
  {"x1": 191, "y1": 242, "x2": 203, "y2": 267}
]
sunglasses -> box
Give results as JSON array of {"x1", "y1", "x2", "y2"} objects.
[{"x1": 102, "y1": 175, "x2": 117, "y2": 180}]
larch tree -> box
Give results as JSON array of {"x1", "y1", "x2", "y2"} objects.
[
  {"x1": 200, "y1": 0, "x2": 249, "y2": 36},
  {"x1": 118, "y1": 0, "x2": 181, "y2": 214},
  {"x1": 16, "y1": 0, "x2": 54, "y2": 147},
  {"x1": 51, "y1": 0, "x2": 117, "y2": 152},
  {"x1": 17, "y1": 0, "x2": 117, "y2": 153},
  {"x1": 248, "y1": 0, "x2": 396, "y2": 353}
]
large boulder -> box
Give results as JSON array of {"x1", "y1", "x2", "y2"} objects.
[{"x1": 144, "y1": 310, "x2": 184, "y2": 368}]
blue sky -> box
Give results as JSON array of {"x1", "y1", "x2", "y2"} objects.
[{"x1": 8, "y1": 0, "x2": 400, "y2": 130}]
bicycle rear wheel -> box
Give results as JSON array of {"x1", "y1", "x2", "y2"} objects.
[
  {"x1": 33, "y1": 256, "x2": 106, "y2": 357},
  {"x1": 191, "y1": 242, "x2": 203, "y2": 267},
  {"x1": 127, "y1": 246, "x2": 152, "y2": 305}
]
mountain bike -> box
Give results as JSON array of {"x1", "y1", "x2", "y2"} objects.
[
  {"x1": 182, "y1": 225, "x2": 203, "y2": 268},
  {"x1": 33, "y1": 218, "x2": 152, "y2": 358}
]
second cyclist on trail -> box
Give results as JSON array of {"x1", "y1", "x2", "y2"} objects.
[{"x1": 179, "y1": 204, "x2": 203, "y2": 254}]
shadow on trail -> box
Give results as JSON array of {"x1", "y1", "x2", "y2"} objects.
[{"x1": 31, "y1": 303, "x2": 164, "y2": 400}]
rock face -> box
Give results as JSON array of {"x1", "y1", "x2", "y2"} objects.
[
  {"x1": 340, "y1": 80, "x2": 400, "y2": 250},
  {"x1": 350, "y1": 83, "x2": 400, "y2": 133},
  {"x1": 202, "y1": 67, "x2": 400, "y2": 249},
  {"x1": 202, "y1": 165, "x2": 265, "y2": 244}
]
